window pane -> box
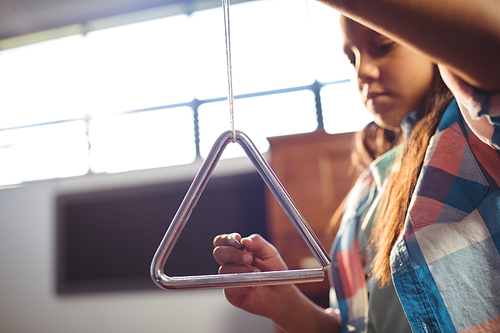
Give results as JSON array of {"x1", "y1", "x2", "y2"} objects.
[
  {"x1": 0, "y1": 121, "x2": 89, "y2": 186},
  {"x1": 89, "y1": 107, "x2": 195, "y2": 173},
  {"x1": 84, "y1": 14, "x2": 194, "y2": 117},
  {"x1": 0, "y1": 35, "x2": 86, "y2": 129},
  {"x1": 192, "y1": 0, "x2": 316, "y2": 99},
  {"x1": 198, "y1": 90, "x2": 318, "y2": 159},
  {"x1": 321, "y1": 82, "x2": 373, "y2": 134}
]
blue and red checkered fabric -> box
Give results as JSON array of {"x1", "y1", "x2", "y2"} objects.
[
  {"x1": 392, "y1": 68, "x2": 500, "y2": 333},
  {"x1": 330, "y1": 147, "x2": 406, "y2": 332},
  {"x1": 330, "y1": 66, "x2": 500, "y2": 333}
]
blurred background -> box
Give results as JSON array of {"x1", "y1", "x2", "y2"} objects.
[{"x1": 0, "y1": 0, "x2": 372, "y2": 332}]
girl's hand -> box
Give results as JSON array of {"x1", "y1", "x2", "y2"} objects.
[
  {"x1": 214, "y1": 233, "x2": 342, "y2": 332},
  {"x1": 212, "y1": 233, "x2": 296, "y2": 319}
]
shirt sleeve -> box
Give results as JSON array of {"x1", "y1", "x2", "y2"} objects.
[{"x1": 439, "y1": 64, "x2": 500, "y2": 149}]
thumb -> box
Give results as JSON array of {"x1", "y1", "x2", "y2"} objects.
[
  {"x1": 241, "y1": 234, "x2": 287, "y2": 270},
  {"x1": 241, "y1": 234, "x2": 277, "y2": 259}
]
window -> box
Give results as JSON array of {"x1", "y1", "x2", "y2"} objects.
[
  {"x1": 321, "y1": 81, "x2": 373, "y2": 135},
  {"x1": 89, "y1": 107, "x2": 196, "y2": 173},
  {"x1": 0, "y1": 0, "x2": 372, "y2": 187},
  {"x1": 0, "y1": 35, "x2": 87, "y2": 128},
  {"x1": 0, "y1": 122, "x2": 89, "y2": 184},
  {"x1": 198, "y1": 90, "x2": 318, "y2": 158},
  {"x1": 83, "y1": 14, "x2": 194, "y2": 114}
]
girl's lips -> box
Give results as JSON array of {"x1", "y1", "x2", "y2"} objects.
[
  {"x1": 367, "y1": 91, "x2": 388, "y2": 100},
  {"x1": 366, "y1": 91, "x2": 391, "y2": 106}
]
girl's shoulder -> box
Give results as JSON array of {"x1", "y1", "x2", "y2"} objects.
[{"x1": 439, "y1": 64, "x2": 500, "y2": 149}]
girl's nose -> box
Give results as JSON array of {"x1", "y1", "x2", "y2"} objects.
[{"x1": 356, "y1": 55, "x2": 380, "y2": 83}]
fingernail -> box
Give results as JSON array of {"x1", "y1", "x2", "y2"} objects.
[{"x1": 243, "y1": 253, "x2": 253, "y2": 264}]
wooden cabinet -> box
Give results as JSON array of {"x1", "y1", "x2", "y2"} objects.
[{"x1": 265, "y1": 130, "x2": 357, "y2": 307}]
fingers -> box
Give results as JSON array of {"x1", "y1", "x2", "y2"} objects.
[
  {"x1": 213, "y1": 233, "x2": 288, "y2": 271},
  {"x1": 213, "y1": 233, "x2": 242, "y2": 248},
  {"x1": 218, "y1": 264, "x2": 260, "y2": 274},
  {"x1": 228, "y1": 234, "x2": 245, "y2": 250},
  {"x1": 213, "y1": 233, "x2": 253, "y2": 267},
  {"x1": 240, "y1": 234, "x2": 278, "y2": 260},
  {"x1": 242, "y1": 234, "x2": 288, "y2": 271}
]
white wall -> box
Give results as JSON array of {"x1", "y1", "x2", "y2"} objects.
[{"x1": 0, "y1": 158, "x2": 275, "y2": 333}]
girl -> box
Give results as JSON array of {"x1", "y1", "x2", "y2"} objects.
[{"x1": 213, "y1": 1, "x2": 500, "y2": 332}]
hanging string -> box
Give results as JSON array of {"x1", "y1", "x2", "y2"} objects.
[{"x1": 222, "y1": 0, "x2": 236, "y2": 142}]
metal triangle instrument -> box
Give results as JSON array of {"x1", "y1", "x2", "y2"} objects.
[{"x1": 150, "y1": 130, "x2": 331, "y2": 290}]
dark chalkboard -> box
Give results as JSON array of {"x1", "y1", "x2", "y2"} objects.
[{"x1": 56, "y1": 171, "x2": 268, "y2": 294}]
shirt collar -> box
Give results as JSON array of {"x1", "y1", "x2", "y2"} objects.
[
  {"x1": 401, "y1": 108, "x2": 425, "y2": 139},
  {"x1": 369, "y1": 146, "x2": 401, "y2": 191}
]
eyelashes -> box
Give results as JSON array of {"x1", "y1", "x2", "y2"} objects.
[
  {"x1": 343, "y1": 40, "x2": 395, "y2": 67},
  {"x1": 374, "y1": 41, "x2": 395, "y2": 54}
]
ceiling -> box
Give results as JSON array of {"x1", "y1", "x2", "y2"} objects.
[{"x1": 0, "y1": 0, "x2": 203, "y2": 40}]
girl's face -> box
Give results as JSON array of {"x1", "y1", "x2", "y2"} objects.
[{"x1": 341, "y1": 17, "x2": 435, "y2": 131}]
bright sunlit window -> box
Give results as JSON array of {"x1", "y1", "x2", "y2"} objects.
[
  {"x1": 321, "y1": 81, "x2": 373, "y2": 134},
  {"x1": 89, "y1": 107, "x2": 196, "y2": 173},
  {"x1": 0, "y1": 0, "x2": 371, "y2": 187},
  {"x1": 0, "y1": 122, "x2": 90, "y2": 185},
  {"x1": 0, "y1": 34, "x2": 87, "y2": 128},
  {"x1": 198, "y1": 90, "x2": 318, "y2": 159},
  {"x1": 83, "y1": 14, "x2": 195, "y2": 115}
]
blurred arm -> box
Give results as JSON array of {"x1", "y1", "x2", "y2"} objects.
[{"x1": 318, "y1": 0, "x2": 500, "y2": 92}]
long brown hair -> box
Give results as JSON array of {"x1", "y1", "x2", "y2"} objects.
[
  {"x1": 352, "y1": 122, "x2": 399, "y2": 174},
  {"x1": 370, "y1": 66, "x2": 454, "y2": 286},
  {"x1": 326, "y1": 121, "x2": 399, "y2": 240}
]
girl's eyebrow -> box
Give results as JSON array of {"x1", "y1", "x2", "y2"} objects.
[{"x1": 373, "y1": 33, "x2": 394, "y2": 43}]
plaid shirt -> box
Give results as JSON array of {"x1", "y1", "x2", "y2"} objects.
[
  {"x1": 330, "y1": 67, "x2": 500, "y2": 332},
  {"x1": 330, "y1": 141, "x2": 408, "y2": 333},
  {"x1": 392, "y1": 69, "x2": 500, "y2": 332}
]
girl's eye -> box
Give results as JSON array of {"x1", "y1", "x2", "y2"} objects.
[
  {"x1": 374, "y1": 40, "x2": 395, "y2": 56},
  {"x1": 378, "y1": 42, "x2": 394, "y2": 51}
]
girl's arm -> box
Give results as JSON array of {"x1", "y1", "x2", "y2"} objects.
[
  {"x1": 318, "y1": 0, "x2": 500, "y2": 92},
  {"x1": 213, "y1": 233, "x2": 341, "y2": 333},
  {"x1": 272, "y1": 284, "x2": 341, "y2": 333}
]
